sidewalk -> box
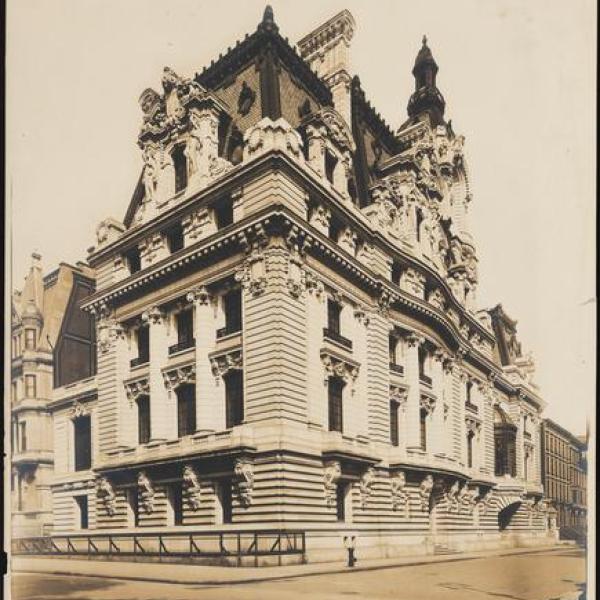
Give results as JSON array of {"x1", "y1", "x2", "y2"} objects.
[{"x1": 11, "y1": 544, "x2": 575, "y2": 586}]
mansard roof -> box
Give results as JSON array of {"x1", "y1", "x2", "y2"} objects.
[{"x1": 194, "y1": 6, "x2": 333, "y2": 106}]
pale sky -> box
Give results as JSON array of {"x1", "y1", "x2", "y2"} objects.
[{"x1": 6, "y1": 0, "x2": 596, "y2": 435}]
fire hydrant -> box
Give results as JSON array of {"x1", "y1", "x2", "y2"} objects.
[{"x1": 344, "y1": 535, "x2": 356, "y2": 567}]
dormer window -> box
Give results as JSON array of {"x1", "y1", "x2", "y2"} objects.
[
  {"x1": 325, "y1": 150, "x2": 337, "y2": 184},
  {"x1": 214, "y1": 196, "x2": 234, "y2": 230},
  {"x1": 172, "y1": 144, "x2": 188, "y2": 193},
  {"x1": 165, "y1": 222, "x2": 184, "y2": 253},
  {"x1": 24, "y1": 328, "x2": 36, "y2": 350},
  {"x1": 124, "y1": 247, "x2": 141, "y2": 275}
]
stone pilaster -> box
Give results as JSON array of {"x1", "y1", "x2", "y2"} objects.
[
  {"x1": 352, "y1": 306, "x2": 370, "y2": 440},
  {"x1": 115, "y1": 324, "x2": 136, "y2": 448},
  {"x1": 431, "y1": 350, "x2": 446, "y2": 456},
  {"x1": 187, "y1": 287, "x2": 220, "y2": 433},
  {"x1": 457, "y1": 367, "x2": 468, "y2": 466},
  {"x1": 405, "y1": 333, "x2": 424, "y2": 451},
  {"x1": 142, "y1": 306, "x2": 173, "y2": 441}
]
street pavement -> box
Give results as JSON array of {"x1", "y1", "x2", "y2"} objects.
[{"x1": 9, "y1": 547, "x2": 586, "y2": 600}]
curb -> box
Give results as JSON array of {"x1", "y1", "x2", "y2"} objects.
[{"x1": 11, "y1": 545, "x2": 576, "y2": 586}]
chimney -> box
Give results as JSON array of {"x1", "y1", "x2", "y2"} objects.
[{"x1": 298, "y1": 10, "x2": 356, "y2": 126}]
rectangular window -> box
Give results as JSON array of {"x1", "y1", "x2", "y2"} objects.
[
  {"x1": 325, "y1": 151, "x2": 338, "y2": 184},
  {"x1": 214, "y1": 197, "x2": 234, "y2": 229},
  {"x1": 391, "y1": 261, "x2": 402, "y2": 285},
  {"x1": 221, "y1": 289, "x2": 242, "y2": 336},
  {"x1": 172, "y1": 144, "x2": 188, "y2": 193},
  {"x1": 466, "y1": 381, "x2": 473, "y2": 404},
  {"x1": 390, "y1": 400, "x2": 399, "y2": 447},
  {"x1": 137, "y1": 396, "x2": 151, "y2": 444},
  {"x1": 124, "y1": 247, "x2": 141, "y2": 274},
  {"x1": 12, "y1": 382, "x2": 17, "y2": 402},
  {"x1": 327, "y1": 217, "x2": 342, "y2": 243},
  {"x1": 24, "y1": 375, "x2": 36, "y2": 398},
  {"x1": 225, "y1": 371, "x2": 244, "y2": 429},
  {"x1": 75, "y1": 495, "x2": 89, "y2": 530},
  {"x1": 165, "y1": 223, "x2": 184, "y2": 253},
  {"x1": 467, "y1": 432, "x2": 474, "y2": 468},
  {"x1": 335, "y1": 481, "x2": 352, "y2": 522},
  {"x1": 220, "y1": 480, "x2": 233, "y2": 524},
  {"x1": 177, "y1": 385, "x2": 196, "y2": 437},
  {"x1": 168, "y1": 484, "x2": 184, "y2": 526},
  {"x1": 420, "y1": 408, "x2": 427, "y2": 451},
  {"x1": 177, "y1": 310, "x2": 194, "y2": 346},
  {"x1": 24, "y1": 328, "x2": 36, "y2": 350},
  {"x1": 127, "y1": 488, "x2": 139, "y2": 527},
  {"x1": 328, "y1": 378, "x2": 344, "y2": 433},
  {"x1": 327, "y1": 299, "x2": 341, "y2": 335},
  {"x1": 74, "y1": 415, "x2": 92, "y2": 471},
  {"x1": 136, "y1": 326, "x2": 150, "y2": 364},
  {"x1": 19, "y1": 422, "x2": 27, "y2": 452},
  {"x1": 389, "y1": 334, "x2": 397, "y2": 365},
  {"x1": 12, "y1": 336, "x2": 17, "y2": 358},
  {"x1": 418, "y1": 347, "x2": 427, "y2": 378}
]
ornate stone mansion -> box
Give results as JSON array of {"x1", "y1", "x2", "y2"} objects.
[{"x1": 11, "y1": 8, "x2": 556, "y2": 562}]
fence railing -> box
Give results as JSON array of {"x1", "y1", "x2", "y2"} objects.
[{"x1": 12, "y1": 529, "x2": 306, "y2": 566}]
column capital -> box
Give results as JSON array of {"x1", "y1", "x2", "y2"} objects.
[{"x1": 405, "y1": 332, "x2": 425, "y2": 348}]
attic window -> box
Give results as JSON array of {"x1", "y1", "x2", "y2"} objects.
[
  {"x1": 171, "y1": 144, "x2": 188, "y2": 193},
  {"x1": 124, "y1": 247, "x2": 141, "y2": 274},
  {"x1": 215, "y1": 196, "x2": 234, "y2": 229},
  {"x1": 328, "y1": 217, "x2": 342, "y2": 243},
  {"x1": 391, "y1": 261, "x2": 403, "y2": 285},
  {"x1": 165, "y1": 223, "x2": 184, "y2": 254},
  {"x1": 325, "y1": 151, "x2": 338, "y2": 184}
]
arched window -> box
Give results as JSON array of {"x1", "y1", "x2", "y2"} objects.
[
  {"x1": 467, "y1": 430, "x2": 475, "y2": 468},
  {"x1": 494, "y1": 407, "x2": 517, "y2": 477},
  {"x1": 177, "y1": 384, "x2": 196, "y2": 437}
]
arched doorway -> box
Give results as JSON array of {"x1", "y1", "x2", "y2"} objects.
[{"x1": 498, "y1": 501, "x2": 521, "y2": 531}]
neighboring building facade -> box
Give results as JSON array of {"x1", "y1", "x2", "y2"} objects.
[
  {"x1": 541, "y1": 419, "x2": 587, "y2": 536},
  {"x1": 10, "y1": 254, "x2": 96, "y2": 536},
  {"x1": 17, "y1": 8, "x2": 555, "y2": 560}
]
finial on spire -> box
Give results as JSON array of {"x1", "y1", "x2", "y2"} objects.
[
  {"x1": 422, "y1": 35, "x2": 427, "y2": 46},
  {"x1": 259, "y1": 5, "x2": 278, "y2": 32}
]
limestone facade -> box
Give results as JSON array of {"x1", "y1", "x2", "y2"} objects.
[{"x1": 20, "y1": 8, "x2": 557, "y2": 560}]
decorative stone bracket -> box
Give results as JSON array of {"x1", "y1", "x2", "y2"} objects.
[
  {"x1": 124, "y1": 378, "x2": 150, "y2": 403},
  {"x1": 419, "y1": 474, "x2": 434, "y2": 510},
  {"x1": 163, "y1": 364, "x2": 196, "y2": 395},
  {"x1": 70, "y1": 400, "x2": 90, "y2": 419},
  {"x1": 182, "y1": 464, "x2": 202, "y2": 510},
  {"x1": 359, "y1": 467, "x2": 375, "y2": 509},
  {"x1": 323, "y1": 460, "x2": 342, "y2": 506},
  {"x1": 445, "y1": 480, "x2": 461, "y2": 512},
  {"x1": 233, "y1": 459, "x2": 254, "y2": 508},
  {"x1": 137, "y1": 471, "x2": 155, "y2": 514},
  {"x1": 390, "y1": 471, "x2": 410, "y2": 516},
  {"x1": 210, "y1": 350, "x2": 243, "y2": 383},
  {"x1": 420, "y1": 395, "x2": 436, "y2": 415},
  {"x1": 321, "y1": 351, "x2": 359, "y2": 389},
  {"x1": 96, "y1": 476, "x2": 117, "y2": 517}
]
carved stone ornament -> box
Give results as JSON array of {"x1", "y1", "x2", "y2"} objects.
[
  {"x1": 428, "y1": 288, "x2": 446, "y2": 310},
  {"x1": 304, "y1": 271, "x2": 325, "y2": 298},
  {"x1": 406, "y1": 332, "x2": 424, "y2": 348},
  {"x1": 353, "y1": 306, "x2": 370, "y2": 327},
  {"x1": 237, "y1": 81, "x2": 256, "y2": 116},
  {"x1": 96, "y1": 477, "x2": 117, "y2": 517},
  {"x1": 359, "y1": 467, "x2": 375, "y2": 509},
  {"x1": 163, "y1": 364, "x2": 196, "y2": 394},
  {"x1": 390, "y1": 386, "x2": 408, "y2": 406},
  {"x1": 186, "y1": 286, "x2": 212, "y2": 306},
  {"x1": 287, "y1": 255, "x2": 305, "y2": 299},
  {"x1": 97, "y1": 317, "x2": 125, "y2": 354},
  {"x1": 323, "y1": 460, "x2": 342, "y2": 506},
  {"x1": 475, "y1": 488, "x2": 493, "y2": 515},
  {"x1": 182, "y1": 209, "x2": 213, "y2": 242},
  {"x1": 235, "y1": 250, "x2": 268, "y2": 297},
  {"x1": 137, "y1": 471, "x2": 155, "y2": 514},
  {"x1": 420, "y1": 395, "x2": 436, "y2": 415},
  {"x1": 210, "y1": 350, "x2": 243, "y2": 382},
  {"x1": 142, "y1": 306, "x2": 165, "y2": 326},
  {"x1": 390, "y1": 471, "x2": 410, "y2": 515},
  {"x1": 446, "y1": 480, "x2": 461, "y2": 512},
  {"x1": 182, "y1": 464, "x2": 202, "y2": 510},
  {"x1": 377, "y1": 290, "x2": 392, "y2": 317},
  {"x1": 234, "y1": 459, "x2": 254, "y2": 507},
  {"x1": 321, "y1": 351, "x2": 359, "y2": 388},
  {"x1": 465, "y1": 415, "x2": 481, "y2": 436},
  {"x1": 67, "y1": 398, "x2": 92, "y2": 420},
  {"x1": 419, "y1": 474, "x2": 434, "y2": 510},
  {"x1": 124, "y1": 378, "x2": 150, "y2": 403}
]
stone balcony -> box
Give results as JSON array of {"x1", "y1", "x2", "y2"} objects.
[
  {"x1": 99, "y1": 424, "x2": 257, "y2": 471},
  {"x1": 12, "y1": 449, "x2": 53, "y2": 467}
]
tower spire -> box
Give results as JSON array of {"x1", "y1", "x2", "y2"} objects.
[{"x1": 407, "y1": 35, "x2": 446, "y2": 126}]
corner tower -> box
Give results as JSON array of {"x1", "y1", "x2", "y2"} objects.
[{"x1": 407, "y1": 36, "x2": 446, "y2": 127}]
